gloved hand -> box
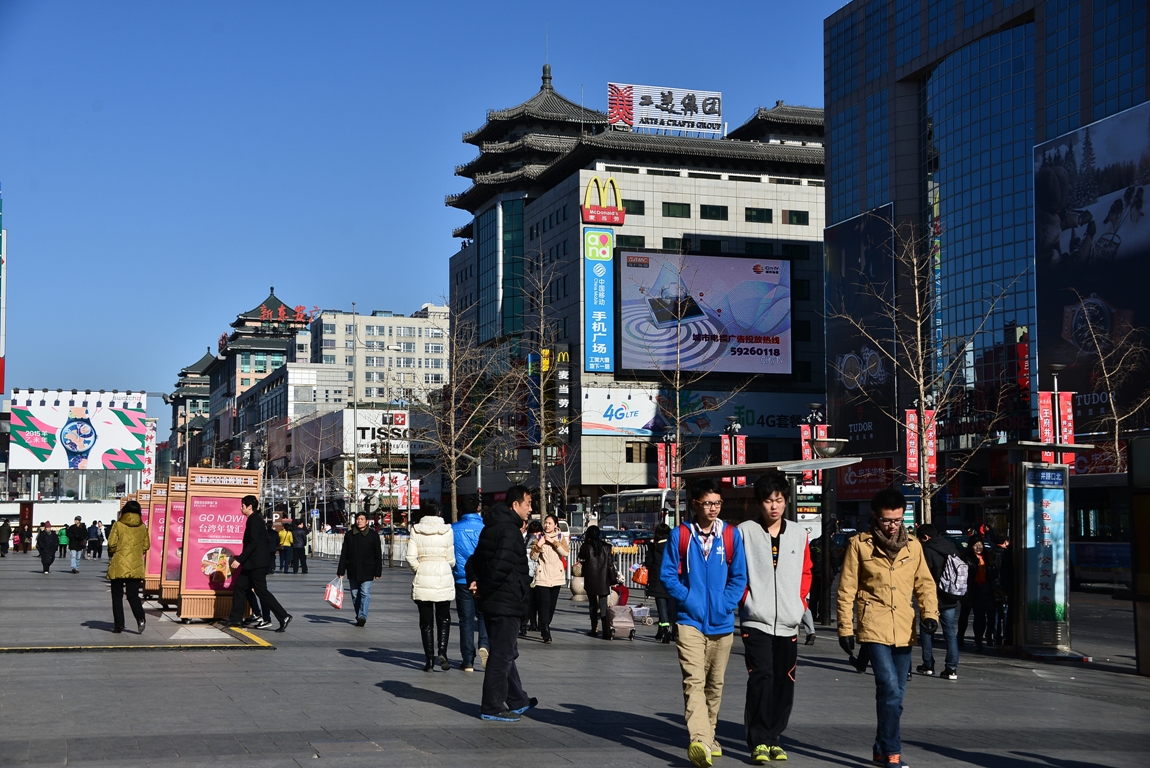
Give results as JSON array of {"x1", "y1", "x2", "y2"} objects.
[
  {"x1": 921, "y1": 618, "x2": 939, "y2": 635},
  {"x1": 839, "y1": 635, "x2": 855, "y2": 655}
]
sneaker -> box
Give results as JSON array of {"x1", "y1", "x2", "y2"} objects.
[
  {"x1": 940, "y1": 667, "x2": 958, "y2": 681},
  {"x1": 885, "y1": 754, "x2": 909, "y2": 767},
  {"x1": 356, "y1": 615, "x2": 367, "y2": 627},
  {"x1": 461, "y1": 665, "x2": 475, "y2": 673},
  {"x1": 254, "y1": 618, "x2": 272, "y2": 629},
  {"x1": 805, "y1": 633, "x2": 816, "y2": 645},
  {"x1": 916, "y1": 663, "x2": 934, "y2": 676},
  {"x1": 71, "y1": 569, "x2": 79, "y2": 574},
  {"x1": 477, "y1": 647, "x2": 489, "y2": 667},
  {"x1": 769, "y1": 746, "x2": 788, "y2": 761},
  {"x1": 711, "y1": 742, "x2": 722, "y2": 757},
  {"x1": 753, "y1": 745, "x2": 771, "y2": 764},
  {"x1": 688, "y1": 741, "x2": 713, "y2": 768},
  {"x1": 480, "y1": 710, "x2": 520, "y2": 722},
  {"x1": 511, "y1": 697, "x2": 538, "y2": 715}
]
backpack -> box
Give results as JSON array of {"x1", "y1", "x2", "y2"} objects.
[
  {"x1": 938, "y1": 552, "x2": 969, "y2": 598},
  {"x1": 677, "y1": 522, "x2": 735, "y2": 575}
]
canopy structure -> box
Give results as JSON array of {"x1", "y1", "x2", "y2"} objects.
[{"x1": 676, "y1": 456, "x2": 861, "y2": 480}]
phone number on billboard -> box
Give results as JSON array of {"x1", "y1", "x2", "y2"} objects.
[{"x1": 729, "y1": 347, "x2": 783, "y2": 357}]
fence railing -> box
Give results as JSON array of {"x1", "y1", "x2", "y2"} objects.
[{"x1": 310, "y1": 532, "x2": 409, "y2": 566}]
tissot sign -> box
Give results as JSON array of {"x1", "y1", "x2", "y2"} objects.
[{"x1": 608, "y1": 83, "x2": 723, "y2": 137}]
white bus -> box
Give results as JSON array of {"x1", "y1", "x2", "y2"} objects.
[{"x1": 597, "y1": 489, "x2": 686, "y2": 531}]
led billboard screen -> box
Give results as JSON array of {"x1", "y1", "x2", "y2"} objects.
[{"x1": 618, "y1": 252, "x2": 791, "y2": 374}]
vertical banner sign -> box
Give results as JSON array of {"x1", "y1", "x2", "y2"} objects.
[
  {"x1": 1058, "y1": 392, "x2": 1076, "y2": 470},
  {"x1": 657, "y1": 442, "x2": 668, "y2": 490},
  {"x1": 145, "y1": 483, "x2": 167, "y2": 593},
  {"x1": 1024, "y1": 466, "x2": 1068, "y2": 628},
  {"x1": 179, "y1": 468, "x2": 260, "y2": 620},
  {"x1": 141, "y1": 418, "x2": 159, "y2": 491},
  {"x1": 924, "y1": 409, "x2": 937, "y2": 483},
  {"x1": 734, "y1": 434, "x2": 747, "y2": 487},
  {"x1": 583, "y1": 227, "x2": 615, "y2": 372},
  {"x1": 799, "y1": 424, "x2": 814, "y2": 482},
  {"x1": 815, "y1": 425, "x2": 828, "y2": 484},
  {"x1": 554, "y1": 345, "x2": 571, "y2": 443},
  {"x1": 671, "y1": 443, "x2": 678, "y2": 489},
  {"x1": 137, "y1": 490, "x2": 152, "y2": 542},
  {"x1": 905, "y1": 410, "x2": 920, "y2": 479},
  {"x1": 161, "y1": 477, "x2": 187, "y2": 601},
  {"x1": 720, "y1": 434, "x2": 732, "y2": 485},
  {"x1": 1038, "y1": 392, "x2": 1055, "y2": 463}
]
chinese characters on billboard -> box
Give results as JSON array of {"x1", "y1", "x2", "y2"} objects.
[
  {"x1": 619, "y1": 252, "x2": 791, "y2": 374},
  {"x1": 7, "y1": 391, "x2": 150, "y2": 470},
  {"x1": 1025, "y1": 467, "x2": 1068, "y2": 623},
  {"x1": 608, "y1": 83, "x2": 723, "y2": 137}
]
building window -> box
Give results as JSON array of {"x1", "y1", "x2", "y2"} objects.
[
  {"x1": 784, "y1": 210, "x2": 809, "y2": 226},
  {"x1": 781, "y1": 244, "x2": 811, "y2": 260},
  {"x1": 241, "y1": 352, "x2": 251, "y2": 373},
  {"x1": 605, "y1": 165, "x2": 640, "y2": 174},
  {"x1": 254, "y1": 352, "x2": 267, "y2": 373},
  {"x1": 427, "y1": 328, "x2": 444, "y2": 338},
  {"x1": 347, "y1": 371, "x2": 354, "y2": 381},
  {"x1": 396, "y1": 326, "x2": 416, "y2": 337},
  {"x1": 345, "y1": 339, "x2": 354, "y2": 349},
  {"x1": 622, "y1": 199, "x2": 645, "y2": 215},
  {"x1": 428, "y1": 358, "x2": 444, "y2": 369},
  {"x1": 344, "y1": 324, "x2": 354, "y2": 334},
  {"x1": 322, "y1": 355, "x2": 336, "y2": 365},
  {"x1": 794, "y1": 279, "x2": 811, "y2": 301},
  {"x1": 794, "y1": 319, "x2": 812, "y2": 342},
  {"x1": 296, "y1": 344, "x2": 306, "y2": 354},
  {"x1": 617, "y1": 235, "x2": 646, "y2": 249},
  {"x1": 700, "y1": 239, "x2": 723, "y2": 254},
  {"x1": 240, "y1": 378, "x2": 250, "y2": 386},
  {"x1": 345, "y1": 356, "x2": 354, "y2": 365},
  {"x1": 322, "y1": 323, "x2": 336, "y2": 334},
  {"x1": 425, "y1": 373, "x2": 445, "y2": 384},
  {"x1": 399, "y1": 341, "x2": 416, "y2": 353},
  {"x1": 662, "y1": 202, "x2": 691, "y2": 218},
  {"x1": 770, "y1": 177, "x2": 802, "y2": 185},
  {"x1": 396, "y1": 357, "x2": 416, "y2": 368},
  {"x1": 662, "y1": 237, "x2": 682, "y2": 251},
  {"x1": 745, "y1": 207, "x2": 772, "y2": 223},
  {"x1": 688, "y1": 171, "x2": 721, "y2": 180},
  {"x1": 365, "y1": 325, "x2": 376, "y2": 336},
  {"x1": 425, "y1": 343, "x2": 444, "y2": 353},
  {"x1": 322, "y1": 339, "x2": 335, "y2": 348},
  {"x1": 625, "y1": 442, "x2": 657, "y2": 463},
  {"x1": 745, "y1": 242, "x2": 773, "y2": 256},
  {"x1": 700, "y1": 204, "x2": 728, "y2": 221},
  {"x1": 729, "y1": 175, "x2": 761, "y2": 183},
  {"x1": 271, "y1": 353, "x2": 283, "y2": 368}
]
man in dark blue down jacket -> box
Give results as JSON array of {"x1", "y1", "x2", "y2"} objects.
[
  {"x1": 453, "y1": 502, "x2": 489, "y2": 672},
  {"x1": 465, "y1": 485, "x2": 536, "y2": 722}
]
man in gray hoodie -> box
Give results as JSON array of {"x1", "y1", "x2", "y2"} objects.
[{"x1": 737, "y1": 470, "x2": 812, "y2": 763}]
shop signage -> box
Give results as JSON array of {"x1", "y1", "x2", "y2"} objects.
[
  {"x1": 608, "y1": 82, "x2": 723, "y2": 136},
  {"x1": 581, "y1": 176, "x2": 625, "y2": 225}
]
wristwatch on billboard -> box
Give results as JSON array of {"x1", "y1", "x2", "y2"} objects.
[{"x1": 60, "y1": 410, "x2": 97, "y2": 468}]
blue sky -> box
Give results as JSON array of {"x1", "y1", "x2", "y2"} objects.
[{"x1": 0, "y1": 0, "x2": 844, "y2": 429}]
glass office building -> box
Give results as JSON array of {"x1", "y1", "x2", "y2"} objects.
[{"x1": 824, "y1": 0, "x2": 1147, "y2": 514}]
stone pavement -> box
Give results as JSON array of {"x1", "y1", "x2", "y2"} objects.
[{"x1": 0, "y1": 551, "x2": 1146, "y2": 767}]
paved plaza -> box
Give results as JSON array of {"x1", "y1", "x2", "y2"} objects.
[{"x1": 0, "y1": 551, "x2": 1146, "y2": 767}]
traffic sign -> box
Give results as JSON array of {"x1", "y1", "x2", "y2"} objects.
[
  {"x1": 309, "y1": 509, "x2": 320, "y2": 518},
  {"x1": 383, "y1": 513, "x2": 392, "y2": 525}
]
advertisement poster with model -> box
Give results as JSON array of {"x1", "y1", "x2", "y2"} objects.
[
  {"x1": 823, "y1": 204, "x2": 897, "y2": 455},
  {"x1": 7, "y1": 399, "x2": 150, "y2": 471},
  {"x1": 1035, "y1": 100, "x2": 1150, "y2": 432},
  {"x1": 618, "y1": 251, "x2": 791, "y2": 374}
]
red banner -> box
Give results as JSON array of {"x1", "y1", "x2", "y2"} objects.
[
  {"x1": 671, "y1": 443, "x2": 678, "y2": 489},
  {"x1": 720, "y1": 434, "x2": 732, "y2": 485},
  {"x1": 1058, "y1": 391, "x2": 1075, "y2": 470},
  {"x1": 800, "y1": 424, "x2": 813, "y2": 482},
  {"x1": 905, "y1": 409, "x2": 920, "y2": 479},
  {"x1": 735, "y1": 434, "x2": 747, "y2": 487},
  {"x1": 1038, "y1": 391, "x2": 1054, "y2": 463},
  {"x1": 657, "y1": 442, "x2": 667, "y2": 490},
  {"x1": 837, "y1": 458, "x2": 894, "y2": 500},
  {"x1": 924, "y1": 409, "x2": 937, "y2": 483}
]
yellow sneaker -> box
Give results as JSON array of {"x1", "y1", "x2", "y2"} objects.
[
  {"x1": 712, "y1": 743, "x2": 722, "y2": 757},
  {"x1": 769, "y1": 746, "x2": 788, "y2": 761},
  {"x1": 688, "y1": 741, "x2": 713, "y2": 768},
  {"x1": 753, "y1": 744, "x2": 771, "y2": 763}
]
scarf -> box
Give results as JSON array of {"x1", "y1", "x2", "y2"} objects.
[{"x1": 870, "y1": 519, "x2": 909, "y2": 559}]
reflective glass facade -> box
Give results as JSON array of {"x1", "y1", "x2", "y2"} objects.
[{"x1": 476, "y1": 207, "x2": 499, "y2": 342}]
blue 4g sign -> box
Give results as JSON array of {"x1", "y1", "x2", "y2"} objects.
[{"x1": 584, "y1": 228, "x2": 615, "y2": 372}]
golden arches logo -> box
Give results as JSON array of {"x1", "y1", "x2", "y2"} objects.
[
  {"x1": 556, "y1": 350, "x2": 570, "y2": 364},
  {"x1": 581, "y1": 176, "x2": 626, "y2": 225}
]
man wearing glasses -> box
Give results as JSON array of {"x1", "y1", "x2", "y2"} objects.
[
  {"x1": 837, "y1": 488, "x2": 938, "y2": 768},
  {"x1": 661, "y1": 478, "x2": 747, "y2": 768}
]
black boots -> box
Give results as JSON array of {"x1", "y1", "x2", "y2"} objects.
[
  {"x1": 437, "y1": 613, "x2": 451, "y2": 671},
  {"x1": 421, "y1": 622, "x2": 435, "y2": 672},
  {"x1": 588, "y1": 619, "x2": 598, "y2": 637}
]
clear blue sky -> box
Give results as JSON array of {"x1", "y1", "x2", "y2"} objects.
[{"x1": 0, "y1": 0, "x2": 844, "y2": 429}]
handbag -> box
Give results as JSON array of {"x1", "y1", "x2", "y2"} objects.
[
  {"x1": 631, "y1": 564, "x2": 649, "y2": 586},
  {"x1": 324, "y1": 577, "x2": 345, "y2": 610}
]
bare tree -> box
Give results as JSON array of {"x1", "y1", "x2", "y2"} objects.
[
  {"x1": 827, "y1": 213, "x2": 1027, "y2": 522},
  {"x1": 1070, "y1": 289, "x2": 1150, "y2": 472}
]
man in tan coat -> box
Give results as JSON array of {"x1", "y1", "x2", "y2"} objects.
[{"x1": 837, "y1": 489, "x2": 938, "y2": 768}]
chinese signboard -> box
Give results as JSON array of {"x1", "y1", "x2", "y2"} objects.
[
  {"x1": 554, "y1": 344, "x2": 572, "y2": 443},
  {"x1": 7, "y1": 390, "x2": 150, "y2": 470},
  {"x1": 619, "y1": 252, "x2": 791, "y2": 374},
  {"x1": 145, "y1": 483, "x2": 167, "y2": 587},
  {"x1": 1022, "y1": 464, "x2": 1069, "y2": 638},
  {"x1": 584, "y1": 228, "x2": 616, "y2": 372},
  {"x1": 608, "y1": 82, "x2": 723, "y2": 137},
  {"x1": 837, "y1": 458, "x2": 895, "y2": 501},
  {"x1": 141, "y1": 418, "x2": 158, "y2": 491},
  {"x1": 357, "y1": 472, "x2": 419, "y2": 509},
  {"x1": 581, "y1": 176, "x2": 626, "y2": 225},
  {"x1": 163, "y1": 478, "x2": 187, "y2": 588}
]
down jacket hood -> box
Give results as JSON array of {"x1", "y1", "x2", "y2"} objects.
[
  {"x1": 118, "y1": 512, "x2": 144, "y2": 528},
  {"x1": 413, "y1": 516, "x2": 450, "y2": 536}
]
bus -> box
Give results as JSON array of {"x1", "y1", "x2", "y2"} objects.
[
  {"x1": 1070, "y1": 494, "x2": 1132, "y2": 588},
  {"x1": 597, "y1": 489, "x2": 685, "y2": 531}
]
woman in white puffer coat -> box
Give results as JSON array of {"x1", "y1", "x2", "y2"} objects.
[{"x1": 407, "y1": 499, "x2": 456, "y2": 672}]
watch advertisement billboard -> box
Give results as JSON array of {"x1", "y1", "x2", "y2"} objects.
[
  {"x1": 619, "y1": 252, "x2": 791, "y2": 374},
  {"x1": 7, "y1": 400, "x2": 151, "y2": 471},
  {"x1": 824, "y1": 204, "x2": 898, "y2": 455},
  {"x1": 581, "y1": 387, "x2": 817, "y2": 438},
  {"x1": 1035, "y1": 99, "x2": 1150, "y2": 432}
]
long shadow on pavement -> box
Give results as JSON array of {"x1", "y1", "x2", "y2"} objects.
[
  {"x1": 80, "y1": 620, "x2": 118, "y2": 633},
  {"x1": 339, "y1": 646, "x2": 429, "y2": 671},
  {"x1": 908, "y1": 743, "x2": 1108, "y2": 768},
  {"x1": 376, "y1": 679, "x2": 476, "y2": 718},
  {"x1": 303, "y1": 613, "x2": 357, "y2": 625},
  {"x1": 518, "y1": 702, "x2": 684, "y2": 765}
]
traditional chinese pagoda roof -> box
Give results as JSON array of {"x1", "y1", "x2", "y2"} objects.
[
  {"x1": 726, "y1": 101, "x2": 824, "y2": 142},
  {"x1": 179, "y1": 348, "x2": 216, "y2": 378},
  {"x1": 233, "y1": 287, "x2": 292, "y2": 328},
  {"x1": 455, "y1": 134, "x2": 580, "y2": 178},
  {"x1": 462, "y1": 64, "x2": 607, "y2": 146}
]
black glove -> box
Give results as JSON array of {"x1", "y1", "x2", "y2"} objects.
[
  {"x1": 921, "y1": 618, "x2": 939, "y2": 634},
  {"x1": 839, "y1": 635, "x2": 855, "y2": 655}
]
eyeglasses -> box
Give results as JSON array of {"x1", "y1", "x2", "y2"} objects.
[
  {"x1": 877, "y1": 518, "x2": 902, "y2": 527},
  {"x1": 697, "y1": 500, "x2": 723, "y2": 509}
]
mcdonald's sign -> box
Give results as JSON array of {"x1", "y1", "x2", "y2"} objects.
[{"x1": 582, "y1": 176, "x2": 626, "y2": 225}]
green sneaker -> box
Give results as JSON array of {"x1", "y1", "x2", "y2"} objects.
[
  {"x1": 688, "y1": 741, "x2": 713, "y2": 768},
  {"x1": 769, "y1": 746, "x2": 788, "y2": 761},
  {"x1": 711, "y1": 743, "x2": 722, "y2": 757},
  {"x1": 752, "y1": 745, "x2": 771, "y2": 764}
]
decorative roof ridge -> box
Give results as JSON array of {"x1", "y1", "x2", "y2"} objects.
[{"x1": 462, "y1": 65, "x2": 608, "y2": 143}]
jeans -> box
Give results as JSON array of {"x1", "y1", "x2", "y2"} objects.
[
  {"x1": 480, "y1": 615, "x2": 531, "y2": 716},
  {"x1": 865, "y1": 643, "x2": 912, "y2": 757},
  {"x1": 921, "y1": 605, "x2": 959, "y2": 671},
  {"x1": 349, "y1": 577, "x2": 373, "y2": 618},
  {"x1": 111, "y1": 578, "x2": 146, "y2": 629},
  {"x1": 278, "y1": 548, "x2": 291, "y2": 572},
  {"x1": 741, "y1": 629, "x2": 798, "y2": 749},
  {"x1": 70, "y1": 549, "x2": 83, "y2": 570},
  {"x1": 456, "y1": 584, "x2": 488, "y2": 666}
]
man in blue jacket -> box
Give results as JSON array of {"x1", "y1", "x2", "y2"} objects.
[
  {"x1": 452, "y1": 500, "x2": 489, "y2": 672},
  {"x1": 661, "y1": 478, "x2": 748, "y2": 768}
]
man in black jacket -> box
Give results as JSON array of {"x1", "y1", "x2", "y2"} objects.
[
  {"x1": 227, "y1": 496, "x2": 291, "y2": 631},
  {"x1": 466, "y1": 485, "x2": 536, "y2": 722},
  {"x1": 66, "y1": 516, "x2": 89, "y2": 573},
  {"x1": 337, "y1": 511, "x2": 383, "y2": 626},
  {"x1": 916, "y1": 524, "x2": 961, "y2": 680}
]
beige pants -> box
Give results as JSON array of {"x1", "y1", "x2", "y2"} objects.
[{"x1": 676, "y1": 623, "x2": 734, "y2": 745}]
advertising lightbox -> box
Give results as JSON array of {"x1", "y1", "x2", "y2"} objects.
[
  {"x1": 619, "y1": 252, "x2": 791, "y2": 374},
  {"x1": 608, "y1": 83, "x2": 723, "y2": 137},
  {"x1": 8, "y1": 391, "x2": 150, "y2": 470}
]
